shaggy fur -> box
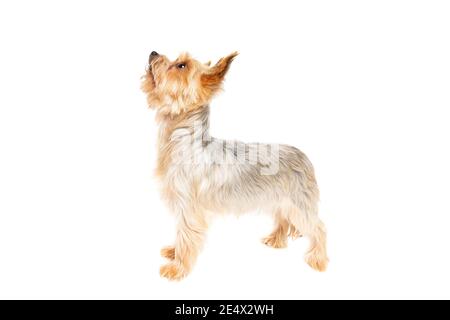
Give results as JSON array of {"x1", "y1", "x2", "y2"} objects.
[{"x1": 141, "y1": 51, "x2": 328, "y2": 280}]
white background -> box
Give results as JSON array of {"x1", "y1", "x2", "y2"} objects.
[{"x1": 0, "y1": 0, "x2": 449, "y2": 299}]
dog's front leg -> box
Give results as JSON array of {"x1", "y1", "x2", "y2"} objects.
[{"x1": 160, "y1": 210, "x2": 207, "y2": 281}]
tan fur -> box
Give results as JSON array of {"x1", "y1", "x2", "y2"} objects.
[
  {"x1": 142, "y1": 51, "x2": 328, "y2": 280},
  {"x1": 262, "y1": 213, "x2": 289, "y2": 248},
  {"x1": 160, "y1": 246, "x2": 175, "y2": 260}
]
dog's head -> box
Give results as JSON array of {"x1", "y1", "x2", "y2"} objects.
[{"x1": 141, "y1": 51, "x2": 238, "y2": 116}]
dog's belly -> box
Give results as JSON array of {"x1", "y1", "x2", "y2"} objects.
[{"x1": 195, "y1": 167, "x2": 287, "y2": 215}]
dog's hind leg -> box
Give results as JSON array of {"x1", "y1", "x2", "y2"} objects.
[
  {"x1": 262, "y1": 209, "x2": 289, "y2": 249},
  {"x1": 288, "y1": 224, "x2": 302, "y2": 240},
  {"x1": 287, "y1": 199, "x2": 328, "y2": 272},
  {"x1": 303, "y1": 217, "x2": 328, "y2": 272}
]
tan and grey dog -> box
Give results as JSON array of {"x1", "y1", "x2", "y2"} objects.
[{"x1": 142, "y1": 51, "x2": 328, "y2": 280}]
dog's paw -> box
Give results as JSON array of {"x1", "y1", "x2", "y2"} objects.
[
  {"x1": 160, "y1": 246, "x2": 175, "y2": 260},
  {"x1": 262, "y1": 235, "x2": 287, "y2": 249},
  {"x1": 160, "y1": 263, "x2": 187, "y2": 281},
  {"x1": 305, "y1": 252, "x2": 328, "y2": 272},
  {"x1": 289, "y1": 226, "x2": 302, "y2": 240}
]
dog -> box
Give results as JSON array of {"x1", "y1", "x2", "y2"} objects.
[{"x1": 141, "y1": 51, "x2": 328, "y2": 280}]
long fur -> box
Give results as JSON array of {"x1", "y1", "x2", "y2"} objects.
[{"x1": 142, "y1": 51, "x2": 328, "y2": 280}]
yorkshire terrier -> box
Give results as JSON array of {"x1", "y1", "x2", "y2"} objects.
[{"x1": 141, "y1": 51, "x2": 328, "y2": 280}]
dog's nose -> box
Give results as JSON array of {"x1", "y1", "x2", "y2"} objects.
[{"x1": 149, "y1": 51, "x2": 159, "y2": 64}]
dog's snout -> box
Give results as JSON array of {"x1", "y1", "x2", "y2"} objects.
[{"x1": 149, "y1": 51, "x2": 159, "y2": 64}]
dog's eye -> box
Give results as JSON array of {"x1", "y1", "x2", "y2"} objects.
[{"x1": 176, "y1": 63, "x2": 186, "y2": 69}]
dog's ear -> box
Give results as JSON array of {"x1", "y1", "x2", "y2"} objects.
[{"x1": 201, "y1": 52, "x2": 238, "y2": 94}]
